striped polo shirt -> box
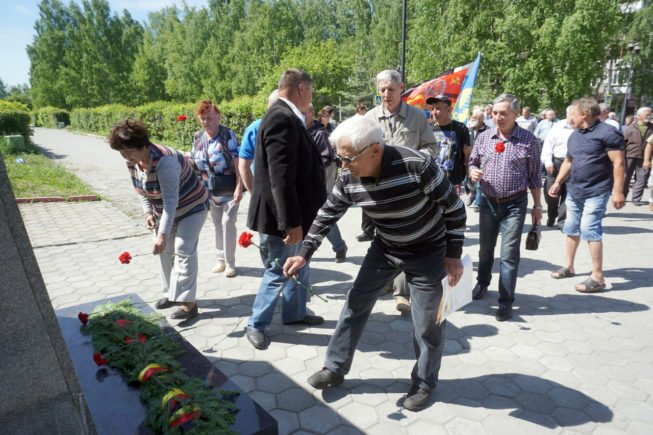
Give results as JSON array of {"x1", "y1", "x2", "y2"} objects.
[
  {"x1": 128, "y1": 143, "x2": 208, "y2": 226},
  {"x1": 300, "y1": 145, "x2": 466, "y2": 260}
]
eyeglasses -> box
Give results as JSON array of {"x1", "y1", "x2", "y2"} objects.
[{"x1": 336, "y1": 144, "x2": 373, "y2": 164}]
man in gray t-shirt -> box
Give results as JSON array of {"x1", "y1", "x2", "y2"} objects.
[{"x1": 363, "y1": 69, "x2": 436, "y2": 313}]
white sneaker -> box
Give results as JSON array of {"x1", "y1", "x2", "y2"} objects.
[
  {"x1": 225, "y1": 266, "x2": 237, "y2": 278},
  {"x1": 212, "y1": 261, "x2": 226, "y2": 273}
]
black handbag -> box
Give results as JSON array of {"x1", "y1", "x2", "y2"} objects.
[
  {"x1": 204, "y1": 135, "x2": 237, "y2": 196},
  {"x1": 525, "y1": 223, "x2": 541, "y2": 251}
]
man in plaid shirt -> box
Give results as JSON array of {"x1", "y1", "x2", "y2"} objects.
[{"x1": 468, "y1": 94, "x2": 543, "y2": 321}]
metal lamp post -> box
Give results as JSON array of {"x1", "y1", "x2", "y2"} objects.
[{"x1": 620, "y1": 42, "x2": 640, "y2": 124}]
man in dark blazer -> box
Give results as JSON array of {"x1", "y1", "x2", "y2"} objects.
[{"x1": 246, "y1": 68, "x2": 327, "y2": 349}]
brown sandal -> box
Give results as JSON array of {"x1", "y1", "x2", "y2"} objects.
[
  {"x1": 575, "y1": 278, "x2": 606, "y2": 293},
  {"x1": 551, "y1": 267, "x2": 575, "y2": 279}
]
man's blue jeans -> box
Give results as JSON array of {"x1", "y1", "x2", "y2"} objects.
[
  {"x1": 477, "y1": 194, "x2": 527, "y2": 308},
  {"x1": 248, "y1": 235, "x2": 309, "y2": 331},
  {"x1": 324, "y1": 240, "x2": 447, "y2": 392}
]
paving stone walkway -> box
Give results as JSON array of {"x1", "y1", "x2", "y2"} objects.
[{"x1": 17, "y1": 128, "x2": 653, "y2": 434}]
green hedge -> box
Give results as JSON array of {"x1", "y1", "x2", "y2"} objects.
[
  {"x1": 0, "y1": 100, "x2": 31, "y2": 144},
  {"x1": 70, "y1": 95, "x2": 268, "y2": 151},
  {"x1": 33, "y1": 106, "x2": 71, "y2": 128}
]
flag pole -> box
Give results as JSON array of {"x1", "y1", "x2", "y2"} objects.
[{"x1": 401, "y1": 0, "x2": 407, "y2": 83}]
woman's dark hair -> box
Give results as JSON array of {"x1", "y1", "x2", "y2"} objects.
[{"x1": 109, "y1": 119, "x2": 151, "y2": 150}]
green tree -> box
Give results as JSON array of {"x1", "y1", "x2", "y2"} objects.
[
  {"x1": 629, "y1": 0, "x2": 653, "y2": 104},
  {"x1": 0, "y1": 78, "x2": 7, "y2": 99},
  {"x1": 264, "y1": 39, "x2": 355, "y2": 105},
  {"x1": 60, "y1": 0, "x2": 143, "y2": 107},
  {"x1": 27, "y1": 0, "x2": 71, "y2": 108}
]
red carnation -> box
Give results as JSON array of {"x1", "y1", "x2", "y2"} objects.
[
  {"x1": 177, "y1": 114, "x2": 187, "y2": 122},
  {"x1": 138, "y1": 334, "x2": 148, "y2": 343},
  {"x1": 495, "y1": 142, "x2": 506, "y2": 153},
  {"x1": 123, "y1": 336, "x2": 133, "y2": 344},
  {"x1": 115, "y1": 319, "x2": 132, "y2": 327},
  {"x1": 93, "y1": 352, "x2": 108, "y2": 366},
  {"x1": 119, "y1": 251, "x2": 132, "y2": 264},
  {"x1": 78, "y1": 312, "x2": 89, "y2": 326},
  {"x1": 239, "y1": 231, "x2": 254, "y2": 248}
]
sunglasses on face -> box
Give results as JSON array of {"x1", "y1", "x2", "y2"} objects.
[{"x1": 336, "y1": 144, "x2": 373, "y2": 164}]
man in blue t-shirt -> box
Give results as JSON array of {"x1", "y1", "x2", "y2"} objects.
[
  {"x1": 238, "y1": 90, "x2": 279, "y2": 192},
  {"x1": 548, "y1": 98, "x2": 625, "y2": 293}
]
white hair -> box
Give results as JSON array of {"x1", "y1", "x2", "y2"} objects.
[
  {"x1": 329, "y1": 115, "x2": 384, "y2": 152},
  {"x1": 376, "y1": 69, "x2": 403, "y2": 87},
  {"x1": 599, "y1": 103, "x2": 609, "y2": 112},
  {"x1": 637, "y1": 106, "x2": 652, "y2": 116},
  {"x1": 471, "y1": 109, "x2": 484, "y2": 118},
  {"x1": 267, "y1": 89, "x2": 279, "y2": 108},
  {"x1": 566, "y1": 105, "x2": 574, "y2": 116}
]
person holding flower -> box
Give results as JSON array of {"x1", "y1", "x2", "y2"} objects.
[
  {"x1": 109, "y1": 120, "x2": 209, "y2": 320},
  {"x1": 283, "y1": 115, "x2": 466, "y2": 412},
  {"x1": 191, "y1": 100, "x2": 243, "y2": 278},
  {"x1": 468, "y1": 94, "x2": 543, "y2": 321}
]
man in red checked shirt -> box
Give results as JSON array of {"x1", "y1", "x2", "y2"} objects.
[{"x1": 468, "y1": 94, "x2": 543, "y2": 321}]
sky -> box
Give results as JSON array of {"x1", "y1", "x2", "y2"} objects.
[{"x1": 0, "y1": 0, "x2": 207, "y2": 89}]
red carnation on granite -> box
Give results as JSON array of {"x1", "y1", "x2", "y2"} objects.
[
  {"x1": 238, "y1": 231, "x2": 255, "y2": 248},
  {"x1": 495, "y1": 142, "x2": 506, "y2": 153},
  {"x1": 78, "y1": 312, "x2": 89, "y2": 326},
  {"x1": 119, "y1": 251, "x2": 132, "y2": 264},
  {"x1": 177, "y1": 114, "x2": 187, "y2": 122},
  {"x1": 93, "y1": 352, "x2": 108, "y2": 366}
]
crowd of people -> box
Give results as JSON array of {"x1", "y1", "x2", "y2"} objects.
[{"x1": 108, "y1": 67, "x2": 653, "y2": 412}]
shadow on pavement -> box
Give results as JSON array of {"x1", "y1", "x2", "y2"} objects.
[
  {"x1": 323, "y1": 373, "x2": 612, "y2": 429},
  {"x1": 464, "y1": 292, "x2": 648, "y2": 318},
  {"x1": 604, "y1": 267, "x2": 653, "y2": 291}
]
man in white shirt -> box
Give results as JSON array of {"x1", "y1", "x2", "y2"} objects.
[
  {"x1": 541, "y1": 105, "x2": 575, "y2": 227},
  {"x1": 516, "y1": 106, "x2": 538, "y2": 133},
  {"x1": 599, "y1": 103, "x2": 620, "y2": 130}
]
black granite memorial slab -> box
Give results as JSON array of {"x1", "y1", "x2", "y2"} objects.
[{"x1": 56, "y1": 295, "x2": 277, "y2": 435}]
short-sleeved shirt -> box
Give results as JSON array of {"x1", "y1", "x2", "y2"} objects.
[
  {"x1": 566, "y1": 120, "x2": 624, "y2": 200},
  {"x1": 239, "y1": 118, "x2": 261, "y2": 160},
  {"x1": 365, "y1": 101, "x2": 435, "y2": 151},
  {"x1": 432, "y1": 120, "x2": 470, "y2": 185}
]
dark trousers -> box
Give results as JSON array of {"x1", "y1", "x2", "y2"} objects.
[
  {"x1": 361, "y1": 210, "x2": 374, "y2": 236},
  {"x1": 544, "y1": 157, "x2": 567, "y2": 225},
  {"x1": 324, "y1": 241, "x2": 447, "y2": 392},
  {"x1": 477, "y1": 194, "x2": 527, "y2": 308},
  {"x1": 624, "y1": 157, "x2": 649, "y2": 203}
]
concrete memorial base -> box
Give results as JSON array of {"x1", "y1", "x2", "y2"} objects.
[{"x1": 57, "y1": 295, "x2": 278, "y2": 435}]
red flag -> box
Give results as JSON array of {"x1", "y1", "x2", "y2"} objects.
[{"x1": 402, "y1": 64, "x2": 471, "y2": 110}]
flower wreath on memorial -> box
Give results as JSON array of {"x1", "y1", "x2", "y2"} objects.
[
  {"x1": 76, "y1": 251, "x2": 240, "y2": 433},
  {"x1": 238, "y1": 231, "x2": 327, "y2": 302}
]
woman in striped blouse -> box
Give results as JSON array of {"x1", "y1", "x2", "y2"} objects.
[{"x1": 109, "y1": 120, "x2": 209, "y2": 321}]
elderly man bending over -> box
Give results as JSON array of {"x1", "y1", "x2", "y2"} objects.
[{"x1": 284, "y1": 116, "x2": 466, "y2": 412}]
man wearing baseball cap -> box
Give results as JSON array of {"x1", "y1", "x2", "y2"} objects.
[{"x1": 425, "y1": 94, "x2": 471, "y2": 193}]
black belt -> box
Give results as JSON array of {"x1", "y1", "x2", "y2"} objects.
[{"x1": 485, "y1": 191, "x2": 527, "y2": 204}]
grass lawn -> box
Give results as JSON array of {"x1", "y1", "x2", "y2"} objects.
[{"x1": 4, "y1": 152, "x2": 96, "y2": 198}]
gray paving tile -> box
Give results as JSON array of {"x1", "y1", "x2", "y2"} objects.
[{"x1": 18, "y1": 129, "x2": 653, "y2": 434}]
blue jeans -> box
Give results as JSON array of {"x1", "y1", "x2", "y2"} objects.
[
  {"x1": 324, "y1": 240, "x2": 447, "y2": 392},
  {"x1": 248, "y1": 235, "x2": 309, "y2": 331},
  {"x1": 477, "y1": 194, "x2": 527, "y2": 308},
  {"x1": 325, "y1": 224, "x2": 347, "y2": 252},
  {"x1": 563, "y1": 192, "x2": 609, "y2": 241}
]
